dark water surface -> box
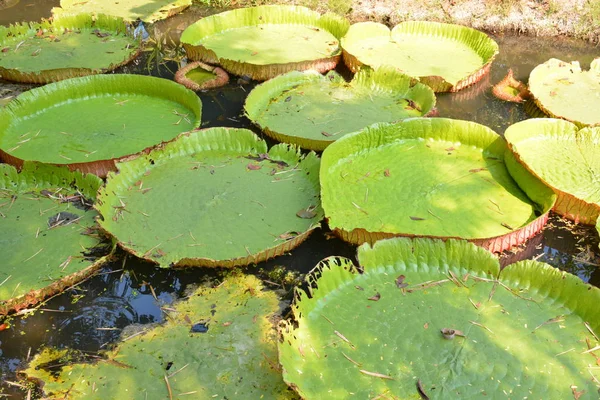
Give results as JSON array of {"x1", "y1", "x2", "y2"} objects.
[{"x1": 1, "y1": 3, "x2": 599, "y2": 397}]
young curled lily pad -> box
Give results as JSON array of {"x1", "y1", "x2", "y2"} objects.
[
  {"x1": 0, "y1": 14, "x2": 140, "y2": 83},
  {"x1": 0, "y1": 74, "x2": 201, "y2": 177},
  {"x1": 320, "y1": 118, "x2": 555, "y2": 252},
  {"x1": 174, "y1": 60, "x2": 229, "y2": 91},
  {"x1": 0, "y1": 163, "x2": 109, "y2": 315},
  {"x1": 279, "y1": 237, "x2": 600, "y2": 399},
  {"x1": 244, "y1": 67, "x2": 436, "y2": 150},
  {"x1": 492, "y1": 69, "x2": 530, "y2": 103},
  {"x1": 505, "y1": 118, "x2": 600, "y2": 224},
  {"x1": 23, "y1": 275, "x2": 290, "y2": 398},
  {"x1": 341, "y1": 21, "x2": 498, "y2": 92},
  {"x1": 96, "y1": 127, "x2": 323, "y2": 267},
  {"x1": 181, "y1": 5, "x2": 350, "y2": 81},
  {"x1": 529, "y1": 58, "x2": 600, "y2": 127}
]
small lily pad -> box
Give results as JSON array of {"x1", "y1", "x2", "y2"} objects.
[
  {"x1": 492, "y1": 69, "x2": 530, "y2": 103},
  {"x1": 174, "y1": 60, "x2": 229, "y2": 91}
]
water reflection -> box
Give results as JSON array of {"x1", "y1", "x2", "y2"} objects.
[{"x1": 0, "y1": 0, "x2": 58, "y2": 25}]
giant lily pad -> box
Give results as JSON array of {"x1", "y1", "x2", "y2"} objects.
[
  {"x1": 279, "y1": 237, "x2": 600, "y2": 398},
  {"x1": 341, "y1": 21, "x2": 499, "y2": 92},
  {"x1": 529, "y1": 58, "x2": 600, "y2": 127},
  {"x1": 0, "y1": 163, "x2": 109, "y2": 315},
  {"x1": 96, "y1": 127, "x2": 323, "y2": 267},
  {"x1": 52, "y1": 0, "x2": 191, "y2": 23},
  {"x1": 0, "y1": 74, "x2": 201, "y2": 177},
  {"x1": 23, "y1": 274, "x2": 291, "y2": 398},
  {"x1": 320, "y1": 118, "x2": 556, "y2": 252},
  {"x1": 0, "y1": 14, "x2": 140, "y2": 84},
  {"x1": 244, "y1": 67, "x2": 436, "y2": 151},
  {"x1": 180, "y1": 5, "x2": 350, "y2": 81},
  {"x1": 505, "y1": 118, "x2": 600, "y2": 225}
]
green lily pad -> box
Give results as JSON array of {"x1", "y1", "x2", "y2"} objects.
[
  {"x1": 279, "y1": 237, "x2": 600, "y2": 399},
  {"x1": 505, "y1": 118, "x2": 600, "y2": 225},
  {"x1": 0, "y1": 14, "x2": 140, "y2": 84},
  {"x1": 320, "y1": 118, "x2": 555, "y2": 252},
  {"x1": 52, "y1": 0, "x2": 191, "y2": 23},
  {"x1": 529, "y1": 58, "x2": 600, "y2": 127},
  {"x1": 0, "y1": 74, "x2": 201, "y2": 177},
  {"x1": 244, "y1": 67, "x2": 436, "y2": 151},
  {"x1": 23, "y1": 274, "x2": 291, "y2": 398},
  {"x1": 0, "y1": 163, "x2": 109, "y2": 315},
  {"x1": 180, "y1": 5, "x2": 350, "y2": 81},
  {"x1": 341, "y1": 21, "x2": 499, "y2": 92},
  {"x1": 96, "y1": 127, "x2": 323, "y2": 268}
]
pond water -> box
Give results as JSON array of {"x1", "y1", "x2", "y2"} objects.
[{"x1": 1, "y1": 3, "x2": 599, "y2": 397}]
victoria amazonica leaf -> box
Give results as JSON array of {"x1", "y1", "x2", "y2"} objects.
[
  {"x1": 52, "y1": 0, "x2": 191, "y2": 23},
  {"x1": 341, "y1": 21, "x2": 498, "y2": 92},
  {"x1": 0, "y1": 14, "x2": 140, "y2": 84},
  {"x1": 320, "y1": 118, "x2": 555, "y2": 252},
  {"x1": 279, "y1": 237, "x2": 600, "y2": 399},
  {"x1": 96, "y1": 128, "x2": 323, "y2": 267},
  {"x1": 244, "y1": 68, "x2": 436, "y2": 150},
  {"x1": 528, "y1": 58, "x2": 600, "y2": 126},
  {"x1": 24, "y1": 275, "x2": 291, "y2": 399},
  {"x1": 505, "y1": 118, "x2": 600, "y2": 224},
  {"x1": 0, "y1": 74, "x2": 201, "y2": 177},
  {"x1": 0, "y1": 163, "x2": 109, "y2": 315},
  {"x1": 180, "y1": 5, "x2": 350, "y2": 81}
]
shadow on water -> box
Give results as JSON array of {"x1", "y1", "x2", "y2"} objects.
[{"x1": 0, "y1": 5, "x2": 599, "y2": 397}]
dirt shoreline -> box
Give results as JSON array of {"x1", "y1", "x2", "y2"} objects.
[{"x1": 231, "y1": 0, "x2": 600, "y2": 43}]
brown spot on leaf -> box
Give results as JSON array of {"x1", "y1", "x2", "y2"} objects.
[
  {"x1": 410, "y1": 216, "x2": 425, "y2": 221},
  {"x1": 395, "y1": 275, "x2": 408, "y2": 289},
  {"x1": 296, "y1": 207, "x2": 316, "y2": 219},
  {"x1": 469, "y1": 168, "x2": 487, "y2": 173},
  {"x1": 367, "y1": 292, "x2": 381, "y2": 301},
  {"x1": 247, "y1": 163, "x2": 261, "y2": 170}
]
